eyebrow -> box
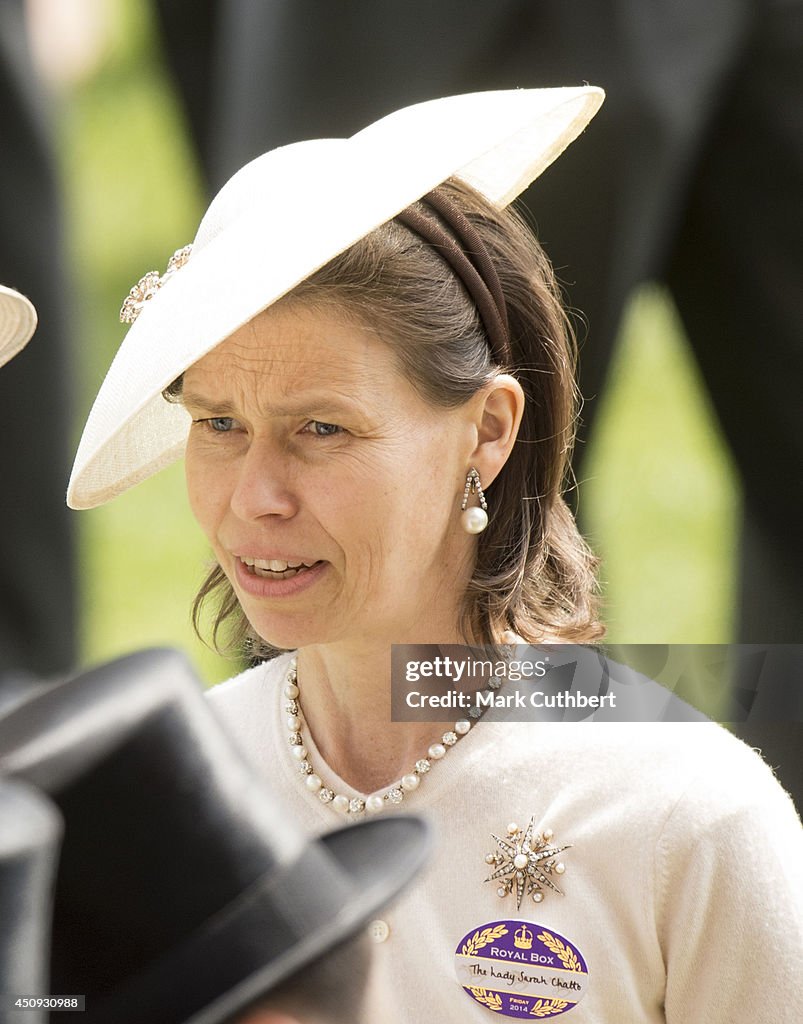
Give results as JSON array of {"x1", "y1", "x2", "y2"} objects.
[
  {"x1": 180, "y1": 391, "x2": 239, "y2": 416},
  {"x1": 179, "y1": 389, "x2": 363, "y2": 418}
]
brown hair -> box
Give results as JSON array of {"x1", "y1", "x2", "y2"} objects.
[{"x1": 180, "y1": 178, "x2": 603, "y2": 654}]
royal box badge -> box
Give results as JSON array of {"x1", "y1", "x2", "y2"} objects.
[{"x1": 454, "y1": 919, "x2": 589, "y2": 1018}]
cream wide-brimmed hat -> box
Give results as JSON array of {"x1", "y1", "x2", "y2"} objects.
[
  {"x1": 68, "y1": 86, "x2": 604, "y2": 510},
  {"x1": 0, "y1": 284, "x2": 37, "y2": 368}
]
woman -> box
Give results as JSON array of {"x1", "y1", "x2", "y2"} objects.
[{"x1": 69, "y1": 89, "x2": 803, "y2": 1022}]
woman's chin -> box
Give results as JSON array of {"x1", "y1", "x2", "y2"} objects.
[{"x1": 246, "y1": 616, "x2": 332, "y2": 653}]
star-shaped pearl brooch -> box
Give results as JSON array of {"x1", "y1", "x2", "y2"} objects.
[{"x1": 484, "y1": 818, "x2": 572, "y2": 909}]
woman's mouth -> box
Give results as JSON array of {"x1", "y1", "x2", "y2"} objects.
[{"x1": 239, "y1": 556, "x2": 322, "y2": 580}]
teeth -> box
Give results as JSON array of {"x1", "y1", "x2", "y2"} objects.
[{"x1": 240, "y1": 556, "x2": 316, "y2": 577}]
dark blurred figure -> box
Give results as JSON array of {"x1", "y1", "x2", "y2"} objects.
[
  {"x1": 154, "y1": 0, "x2": 803, "y2": 656},
  {"x1": 0, "y1": 648, "x2": 429, "y2": 1024},
  {"x1": 0, "y1": 2, "x2": 76, "y2": 687}
]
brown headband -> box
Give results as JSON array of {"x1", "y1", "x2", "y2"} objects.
[{"x1": 395, "y1": 188, "x2": 512, "y2": 365}]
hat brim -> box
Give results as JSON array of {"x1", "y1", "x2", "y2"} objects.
[
  {"x1": 93, "y1": 814, "x2": 431, "y2": 1024},
  {"x1": 0, "y1": 285, "x2": 37, "y2": 368},
  {"x1": 68, "y1": 87, "x2": 604, "y2": 510},
  {"x1": 0, "y1": 779, "x2": 62, "y2": 1023},
  {"x1": 189, "y1": 815, "x2": 431, "y2": 1024},
  {"x1": 0, "y1": 649, "x2": 432, "y2": 1024}
]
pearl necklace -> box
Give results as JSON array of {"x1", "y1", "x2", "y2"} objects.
[{"x1": 283, "y1": 651, "x2": 510, "y2": 817}]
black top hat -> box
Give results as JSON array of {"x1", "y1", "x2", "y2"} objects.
[
  {"x1": 0, "y1": 778, "x2": 62, "y2": 1024},
  {"x1": 0, "y1": 649, "x2": 430, "y2": 1024}
]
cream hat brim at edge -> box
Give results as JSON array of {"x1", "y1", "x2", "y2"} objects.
[
  {"x1": 0, "y1": 285, "x2": 37, "y2": 369},
  {"x1": 67, "y1": 86, "x2": 604, "y2": 510}
]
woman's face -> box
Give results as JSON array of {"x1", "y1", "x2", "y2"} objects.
[{"x1": 183, "y1": 300, "x2": 481, "y2": 650}]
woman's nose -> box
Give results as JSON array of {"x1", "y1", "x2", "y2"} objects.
[{"x1": 228, "y1": 440, "x2": 299, "y2": 523}]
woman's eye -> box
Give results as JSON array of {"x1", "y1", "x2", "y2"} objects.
[
  {"x1": 196, "y1": 416, "x2": 240, "y2": 432},
  {"x1": 303, "y1": 421, "x2": 343, "y2": 437}
]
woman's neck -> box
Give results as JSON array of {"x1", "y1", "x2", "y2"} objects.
[{"x1": 295, "y1": 636, "x2": 470, "y2": 794}]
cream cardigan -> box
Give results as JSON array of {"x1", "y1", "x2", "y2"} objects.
[{"x1": 207, "y1": 652, "x2": 803, "y2": 1023}]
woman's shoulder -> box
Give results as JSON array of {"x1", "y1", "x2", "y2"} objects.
[
  {"x1": 653, "y1": 721, "x2": 800, "y2": 833},
  {"x1": 601, "y1": 721, "x2": 800, "y2": 846},
  {"x1": 205, "y1": 651, "x2": 294, "y2": 709},
  {"x1": 570, "y1": 719, "x2": 785, "y2": 789},
  {"x1": 497, "y1": 718, "x2": 799, "y2": 832},
  {"x1": 204, "y1": 652, "x2": 295, "y2": 765}
]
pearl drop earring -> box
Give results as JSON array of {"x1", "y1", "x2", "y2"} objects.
[{"x1": 461, "y1": 467, "x2": 488, "y2": 534}]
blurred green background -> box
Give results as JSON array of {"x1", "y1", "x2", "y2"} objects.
[{"x1": 57, "y1": 0, "x2": 739, "y2": 688}]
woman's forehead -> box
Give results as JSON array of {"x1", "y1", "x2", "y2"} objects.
[
  {"x1": 187, "y1": 302, "x2": 389, "y2": 386},
  {"x1": 181, "y1": 300, "x2": 417, "y2": 414}
]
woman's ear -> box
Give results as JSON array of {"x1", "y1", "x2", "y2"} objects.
[{"x1": 469, "y1": 374, "x2": 525, "y2": 486}]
